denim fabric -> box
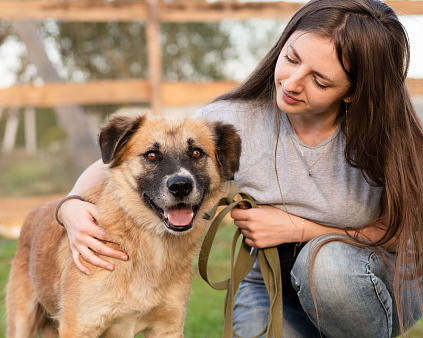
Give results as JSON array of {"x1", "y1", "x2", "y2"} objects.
[
  {"x1": 232, "y1": 234, "x2": 422, "y2": 338},
  {"x1": 233, "y1": 280, "x2": 321, "y2": 337}
]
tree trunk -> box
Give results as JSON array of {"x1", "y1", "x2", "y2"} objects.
[{"x1": 12, "y1": 21, "x2": 100, "y2": 173}]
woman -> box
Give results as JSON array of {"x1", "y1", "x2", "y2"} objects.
[{"x1": 60, "y1": 0, "x2": 423, "y2": 336}]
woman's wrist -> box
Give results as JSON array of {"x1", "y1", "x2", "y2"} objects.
[{"x1": 55, "y1": 195, "x2": 85, "y2": 227}]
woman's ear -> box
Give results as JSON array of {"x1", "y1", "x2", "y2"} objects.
[{"x1": 344, "y1": 95, "x2": 353, "y2": 103}]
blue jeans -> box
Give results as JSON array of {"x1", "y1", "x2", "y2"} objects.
[{"x1": 233, "y1": 234, "x2": 422, "y2": 338}]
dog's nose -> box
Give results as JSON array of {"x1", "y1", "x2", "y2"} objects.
[{"x1": 167, "y1": 176, "x2": 193, "y2": 198}]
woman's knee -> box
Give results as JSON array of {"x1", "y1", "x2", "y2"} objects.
[
  {"x1": 290, "y1": 235, "x2": 394, "y2": 337},
  {"x1": 291, "y1": 235, "x2": 371, "y2": 289}
]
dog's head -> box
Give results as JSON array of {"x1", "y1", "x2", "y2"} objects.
[{"x1": 98, "y1": 114, "x2": 241, "y2": 235}]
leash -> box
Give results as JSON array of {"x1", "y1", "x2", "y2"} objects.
[{"x1": 198, "y1": 191, "x2": 283, "y2": 338}]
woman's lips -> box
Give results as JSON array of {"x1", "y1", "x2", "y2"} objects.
[{"x1": 282, "y1": 90, "x2": 301, "y2": 104}]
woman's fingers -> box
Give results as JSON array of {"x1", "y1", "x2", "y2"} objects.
[
  {"x1": 71, "y1": 247, "x2": 91, "y2": 275},
  {"x1": 61, "y1": 199, "x2": 128, "y2": 272},
  {"x1": 78, "y1": 244, "x2": 116, "y2": 272},
  {"x1": 87, "y1": 236, "x2": 128, "y2": 261},
  {"x1": 71, "y1": 227, "x2": 129, "y2": 271}
]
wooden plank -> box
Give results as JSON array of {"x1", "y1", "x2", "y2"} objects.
[
  {"x1": 0, "y1": 80, "x2": 238, "y2": 107},
  {"x1": 407, "y1": 78, "x2": 423, "y2": 98},
  {"x1": 0, "y1": 1, "x2": 148, "y2": 22},
  {"x1": 160, "y1": 1, "x2": 423, "y2": 22},
  {"x1": 0, "y1": 79, "x2": 421, "y2": 107},
  {"x1": 0, "y1": 80, "x2": 151, "y2": 107},
  {"x1": 385, "y1": 1, "x2": 423, "y2": 16},
  {"x1": 159, "y1": 1, "x2": 303, "y2": 22},
  {"x1": 0, "y1": 1, "x2": 301, "y2": 22},
  {"x1": 162, "y1": 81, "x2": 238, "y2": 106},
  {"x1": 1, "y1": 1, "x2": 423, "y2": 22}
]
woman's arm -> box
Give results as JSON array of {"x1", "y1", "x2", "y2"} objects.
[
  {"x1": 61, "y1": 159, "x2": 128, "y2": 275},
  {"x1": 231, "y1": 204, "x2": 391, "y2": 249}
]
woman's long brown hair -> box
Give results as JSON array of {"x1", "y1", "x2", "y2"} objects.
[{"x1": 215, "y1": 0, "x2": 423, "y2": 334}]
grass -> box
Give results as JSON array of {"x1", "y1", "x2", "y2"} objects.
[
  {"x1": 0, "y1": 238, "x2": 18, "y2": 335},
  {"x1": 1, "y1": 225, "x2": 423, "y2": 337}
]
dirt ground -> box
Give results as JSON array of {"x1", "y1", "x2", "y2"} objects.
[{"x1": 0, "y1": 194, "x2": 63, "y2": 239}]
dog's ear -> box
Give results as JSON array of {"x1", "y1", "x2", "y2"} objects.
[
  {"x1": 212, "y1": 121, "x2": 242, "y2": 180},
  {"x1": 99, "y1": 115, "x2": 146, "y2": 164}
]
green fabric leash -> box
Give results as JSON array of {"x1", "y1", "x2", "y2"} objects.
[{"x1": 198, "y1": 190, "x2": 283, "y2": 338}]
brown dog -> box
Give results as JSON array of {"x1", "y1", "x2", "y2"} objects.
[{"x1": 7, "y1": 114, "x2": 241, "y2": 337}]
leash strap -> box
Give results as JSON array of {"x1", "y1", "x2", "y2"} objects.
[{"x1": 199, "y1": 191, "x2": 283, "y2": 338}]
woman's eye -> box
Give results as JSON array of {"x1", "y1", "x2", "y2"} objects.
[
  {"x1": 192, "y1": 149, "x2": 202, "y2": 158},
  {"x1": 284, "y1": 54, "x2": 296, "y2": 64},
  {"x1": 315, "y1": 80, "x2": 328, "y2": 89},
  {"x1": 146, "y1": 152, "x2": 157, "y2": 160}
]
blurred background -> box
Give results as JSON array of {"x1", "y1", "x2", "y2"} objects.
[{"x1": 0, "y1": 0, "x2": 422, "y2": 336}]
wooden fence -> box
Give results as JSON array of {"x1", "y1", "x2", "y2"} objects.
[{"x1": 1, "y1": 0, "x2": 423, "y2": 115}]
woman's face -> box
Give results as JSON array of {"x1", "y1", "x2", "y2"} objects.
[{"x1": 274, "y1": 31, "x2": 352, "y2": 121}]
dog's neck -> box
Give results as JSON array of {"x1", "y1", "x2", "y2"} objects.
[{"x1": 83, "y1": 179, "x2": 206, "y2": 274}]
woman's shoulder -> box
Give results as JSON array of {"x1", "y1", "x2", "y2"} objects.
[
  {"x1": 194, "y1": 99, "x2": 274, "y2": 130},
  {"x1": 194, "y1": 99, "x2": 248, "y2": 121}
]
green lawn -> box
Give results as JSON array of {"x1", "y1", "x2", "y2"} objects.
[
  {"x1": 0, "y1": 238, "x2": 17, "y2": 336},
  {"x1": 1, "y1": 227, "x2": 423, "y2": 337}
]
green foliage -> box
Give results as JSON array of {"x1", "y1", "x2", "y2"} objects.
[
  {"x1": 162, "y1": 22, "x2": 232, "y2": 81},
  {"x1": 45, "y1": 21, "x2": 233, "y2": 82},
  {"x1": 48, "y1": 22, "x2": 148, "y2": 81}
]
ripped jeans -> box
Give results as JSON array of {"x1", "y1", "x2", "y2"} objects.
[{"x1": 232, "y1": 234, "x2": 422, "y2": 338}]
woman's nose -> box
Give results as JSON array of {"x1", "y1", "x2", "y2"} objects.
[{"x1": 283, "y1": 69, "x2": 304, "y2": 93}]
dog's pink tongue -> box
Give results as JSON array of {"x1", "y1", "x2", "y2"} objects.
[{"x1": 164, "y1": 205, "x2": 194, "y2": 226}]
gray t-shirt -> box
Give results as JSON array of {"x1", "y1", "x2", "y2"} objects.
[{"x1": 195, "y1": 99, "x2": 383, "y2": 281}]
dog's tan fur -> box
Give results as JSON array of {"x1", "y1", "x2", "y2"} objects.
[{"x1": 7, "y1": 115, "x2": 241, "y2": 337}]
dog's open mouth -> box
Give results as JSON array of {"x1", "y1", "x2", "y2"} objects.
[{"x1": 143, "y1": 194, "x2": 201, "y2": 232}]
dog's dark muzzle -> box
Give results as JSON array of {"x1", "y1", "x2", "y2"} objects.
[
  {"x1": 167, "y1": 176, "x2": 193, "y2": 198},
  {"x1": 142, "y1": 175, "x2": 202, "y2": 233}
]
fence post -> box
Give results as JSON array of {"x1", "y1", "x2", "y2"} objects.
[
  {"x1": 2, "y1": 108, "x2": 20, "y2": 154},
  {"x1": 24, "y1": 107, "x2": 37, "y2": 155},
  {"x1": 146, "y1": 0, "x2": 162, "y2": 116}
]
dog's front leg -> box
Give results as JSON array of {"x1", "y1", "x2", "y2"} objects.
[
  {"x1": 59, "y1": 321, "x2": 104, "y2": 338},
  {"x1": 59, "y1": 327, "x2": 101, "y2": 338},
  {"x1": 142, "y1": 305, "x2": 185, "y2": 338},
  {"x1": 102, "y1": 320, "x2": 137, "y2": 338}
]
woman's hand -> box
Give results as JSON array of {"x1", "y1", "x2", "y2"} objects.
[
  {"x1": 231, "y1": 205, "x2": 303, "y2": 248},
  {"x1": 61, "y1": 199, "x2": 128, "y2": 275}
]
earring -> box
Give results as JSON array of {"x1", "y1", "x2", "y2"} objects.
[{"x1": 345, "y1": 102, "x2": 349, "y2": 137}]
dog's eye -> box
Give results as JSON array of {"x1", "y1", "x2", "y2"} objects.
[
  {"x1": 146, "y1": 152, "x2": 157, "y2": 161},
  {"x1": 192, "y1": 149, "x2": 202, "y2": 158}
]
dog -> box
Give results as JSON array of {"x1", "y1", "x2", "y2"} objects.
[{"x1": 7, "y1": 114, "x2": 241, "y2": 337}]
